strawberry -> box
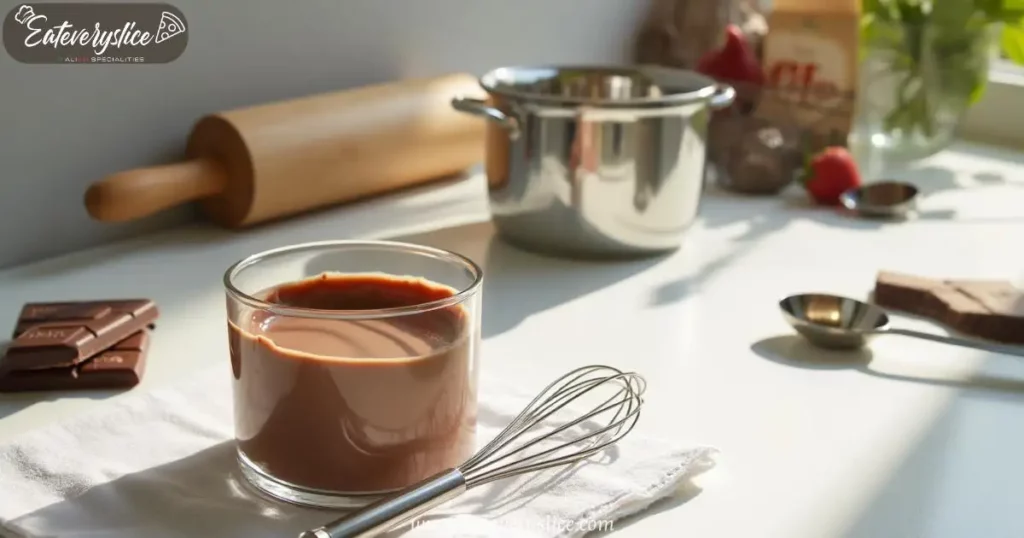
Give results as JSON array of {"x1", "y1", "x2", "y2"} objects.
[
  {"x1": 696, "y1": 25, "x2": 765, "y2": 87},
  {"x1": 803, "y1": 146, "x2": 862, "y2": 206}
]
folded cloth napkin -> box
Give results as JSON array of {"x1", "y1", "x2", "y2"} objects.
[{"x1": 0, "y1": 367, "x2": 716, "y2": 538}]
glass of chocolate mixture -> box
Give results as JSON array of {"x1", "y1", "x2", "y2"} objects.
[{"x1": 223, "y1": 240, "x2": 483, "y2": 508}]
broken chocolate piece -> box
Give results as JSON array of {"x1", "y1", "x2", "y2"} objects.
[
  {"x1": 874, "y1": 271, "x2": 949, "y2": 321},
  {"x1": 0, "y1": 331, "x2": 149, "y2": 392},
  {"x1": 2, "y1": 299, "x2": 158, "y2": 372},
  {"x1": 12, "y1": 300, "x2": 156, "y2": 337},
  {"x1": 874, "y1": 271, "x2": 1024, "y2": 344}
]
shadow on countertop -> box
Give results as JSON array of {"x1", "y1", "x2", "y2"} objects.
[
  {"x1": 0, "y1": 391, "x2": 118, "y2": 422},
  {"x1": 0, "y1": 340, "x2": 119, "y2": 421},
  {"x1": 3, "y1": 441, "x2": 329, "y2": 538},
  {"x1": 703, "y1": 157, "x2": 1024, "y2": 234},
  {"x1": 872, "y1": 161, "x2": 1024, "y2": 223},
  {"x1": 646, "y1": 186, "x2": 885, "y2": 309},
  {"x1": 751, "y1": 335, "x2": 1024, "y2": 401}
]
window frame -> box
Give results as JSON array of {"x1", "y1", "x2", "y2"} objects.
[{"x1": 960, "y1": 62, "x2": 1024, "y2": 149}]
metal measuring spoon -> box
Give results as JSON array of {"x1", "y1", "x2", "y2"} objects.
[
  {"x1": 839, "y1": 181, "x2": 919, "y2": 219},
  {"x1": 779, "y1": 293, "x2": 1024, "y2": 357}
]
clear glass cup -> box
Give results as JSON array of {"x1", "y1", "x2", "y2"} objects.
[{"x1": 223, "y1": 240, "x2": 483, "y2": 508}]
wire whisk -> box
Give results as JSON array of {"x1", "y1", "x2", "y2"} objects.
[{"x1": 300, "y1": 365, "x2": 646, "y2": 538}]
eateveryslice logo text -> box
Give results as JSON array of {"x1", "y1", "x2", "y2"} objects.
[{"x1": 3, "y1": 3, "x2": 188, "y2": 64}]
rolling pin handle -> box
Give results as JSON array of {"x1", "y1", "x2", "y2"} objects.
[
  {"x1": 451, "y1": 96, "x2": 520, "y2": 140},
  {"x1": 84, "y1": 159, "x2": 228, "y2": 222}
]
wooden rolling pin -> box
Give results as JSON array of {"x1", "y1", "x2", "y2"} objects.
[{"x1": 84, "y1": 73, "x2": 486, "y2": 227}]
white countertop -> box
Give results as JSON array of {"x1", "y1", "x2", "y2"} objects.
[{"x1": 3, "y1": 142, "x2": 1024, "y2": 538}]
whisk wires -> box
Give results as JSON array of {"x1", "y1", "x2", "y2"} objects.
[{"x1": 460, "y1": 365, "x2": 646, "y2": 488}]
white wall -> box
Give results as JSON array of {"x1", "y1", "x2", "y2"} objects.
[{"x1": 0, "y1": 0, "x2": 652, "y2": 267}]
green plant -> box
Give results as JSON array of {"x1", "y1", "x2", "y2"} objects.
[{"x1": 861, "y1": 0, "x2": 1024, "y2": 140}]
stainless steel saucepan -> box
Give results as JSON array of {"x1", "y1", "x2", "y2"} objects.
[{"x1": 452, "y1": 65, "x2": 735, "y2": 258}]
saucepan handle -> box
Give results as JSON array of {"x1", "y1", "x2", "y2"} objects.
[
  {"x1": 451, "y1": 96, "x2": 521, "y2": 139},
  {"x1": 708, "y1": 84, "x2": 737, "y2": 110}
]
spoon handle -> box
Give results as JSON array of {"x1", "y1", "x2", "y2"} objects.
[{"x1": 885, "y1": 328, "x2": 1024, "y2": 357}]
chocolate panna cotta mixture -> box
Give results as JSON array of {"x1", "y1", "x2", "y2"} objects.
[{"x1": 230, "y1": 273, "x2": 477, "y2": 493}]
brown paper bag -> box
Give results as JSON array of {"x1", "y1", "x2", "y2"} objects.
[{"x1": 754, "y1": 0, "x2": 861, "y2": 152}]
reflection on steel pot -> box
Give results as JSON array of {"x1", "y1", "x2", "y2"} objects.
[{"x1": 452, "y1": 65, "x2": 735, "y2": 258}]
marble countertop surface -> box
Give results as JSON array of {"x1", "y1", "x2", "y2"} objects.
[{"x1": 2, "y1": 141, "x2": 1024, "y2": 537}]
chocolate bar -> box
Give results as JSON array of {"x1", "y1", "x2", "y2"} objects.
[
  {"x1": 0, "y1": 331, "x2": 149, "y2": 392},
  {"x1": 875, "y1": 271, "x2": 1024, "y2": 344},
  {"x1": 1, "y1": 299, "x2": 158, "y2": 372}
]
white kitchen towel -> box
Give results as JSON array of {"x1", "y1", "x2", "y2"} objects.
[{"x1": 0, "y1": 367, "x2": 716, "y2": 538}]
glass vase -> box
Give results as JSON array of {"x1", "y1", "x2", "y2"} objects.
[{"x1": 852, "y1": 19, "x2": 996, "y2": 163}]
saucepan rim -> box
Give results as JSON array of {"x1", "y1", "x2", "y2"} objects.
[{"x1": 476, "y1": 64, "x2": 721, "y2": 109}]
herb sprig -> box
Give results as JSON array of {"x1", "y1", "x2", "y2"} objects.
[{"x1": 861, "y1": 0, "x2": 1024, "y2": 140}]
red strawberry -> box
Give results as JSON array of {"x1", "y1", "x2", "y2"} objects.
[
  {"x1": 696, "y1": 25, "x2": 764, "y2": 87},
  {"x1": 803, "y1": 147, "x2": 862, "y2": 206}
]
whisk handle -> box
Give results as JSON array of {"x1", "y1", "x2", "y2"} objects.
[{"x1": 298, "y1": 469, "x2": 467, "y2": 538}]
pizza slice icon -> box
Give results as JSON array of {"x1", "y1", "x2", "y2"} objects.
[{"x1": 155, "y1": 11, "x2": 186, "y2": 44}]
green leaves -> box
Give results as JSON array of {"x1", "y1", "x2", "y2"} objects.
[
  {"x1": 972, "y1": 0, "x2": 1024, "y2": 22},
  {"x1": 862, "y1": 0, "x2": 901, "y2": 21},
  {"x1": 1001, "y1": 23, "x2": 1024, "y2": 63},
  {"x1": 862, "y1": 0, "x2": 997, "y2": 140},
  {"x1": 895, "y1": 1, "x2": 929, "y2": 24},
  {"x1": 863, "y1": 0, "x2": 1024, "y2": 25},
  {"x1": 931, "y1": 0, "x2": 985, "y2": 27},
  {"x1": 995, "y1": 0, "x2": 1024, "y2": 67}
]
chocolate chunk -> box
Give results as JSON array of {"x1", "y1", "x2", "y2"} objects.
[
  {"x1": 15, "y1": 326, "x2": 93, "y2": 350},
  {"x1": 874, "y1": 271, "x2": 1024, "y2": 344},
  {"x1": 18, "y1": 303, "x2": 111, "y2": 322},
  {"x1": 1, "y1": 299, "x2": 158, "y2": 372},
  {"x1": 115, "y1": 331, "x2": 147, "y2": 351},
  {"x1": 874, "y1": 271, "x2": 949, "y2": 320},
  {"x1": 12, "y1": 300, "x2": 155, "y2": 337},
  {"x1": 77, "y1": 350, "x2": 147, "y2": 387},
  {"x1": 0, "y1": 360, "x2": 77, "y2": 392},
  {"x1": 0, "y1": 331, "x2": 149, "y2": 392}
]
